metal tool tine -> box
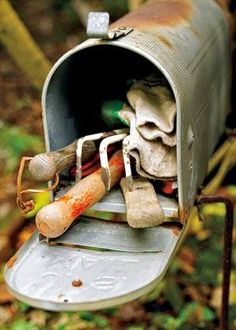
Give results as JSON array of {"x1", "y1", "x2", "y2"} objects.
[
  {"x1": 99, "y1": 132, "x2": 128, "y2": 191},
  {"x1": 122, "y1": 135, "x2": 133, "y2": 191},
  {"x1": 76, "y1": 132, "x2": 105, "y2": 182},
  {"x1": 76, "y1": 129, "x2": 129, "y2": 182}
]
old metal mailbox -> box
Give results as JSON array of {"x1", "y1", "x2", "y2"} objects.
[{"x1": 5, "y1": 0, "x2": 231, "y2": 311}]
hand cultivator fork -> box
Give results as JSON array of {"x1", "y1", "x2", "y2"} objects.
[{"x1": 76, "y1": 128, "x2": 129, "y2": 190}]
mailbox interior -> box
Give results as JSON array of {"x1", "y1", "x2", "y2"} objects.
[
  {"x1": 42, "y1": 43, "x2": 180, "y2": 222},
  {"x1": 43, "y1": 44, "x2": 175, "y2": 152},
  {"x1": 43, "y1": 43, "x2": 179, "y2": 221}
]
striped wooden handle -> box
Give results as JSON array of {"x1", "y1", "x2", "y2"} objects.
[{"x1": 28, "y1": 140, "x2": 96, "y2": 181}]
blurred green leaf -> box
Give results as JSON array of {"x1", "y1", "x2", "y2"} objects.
[
  {"x1": 152, "y1": 313, "x2": 181, "y2": 330},
  {"x1": 226, "y1": 185, "x2": 236, "y2": 196},
  {"x1": 164, "y1": 279, "x2": 184, "y2": 313},
  {"x1": 56, "y1": 325, "x2": 66, "y2": 330},
  {"x1": 78, "y1": 312, "x2": 108, "y2": 328},
  {"x1": 15, "y1": 96, "x2": 32, "y2": 110},
  {"x1": 25, "y1": 192, "x2": 50, "y2": 218},
  {"x1": 202, "y1": 203, "x2": 225, "y2": 217},
  {"x1": 229, "y1": 304, "x2": 236, "y2": 325},
  {"x1": 102, "y1": 307, "x2": 117, "y2": 316},
  {"x1": 18, "y1": 301, "x2": 31, "y2": 312},
  {"x1": 127, "y1": 326, "x2": 145, "y2": 330},
  {"x1": 202, "y1": 307, "x2": 215, "y2": 322},
  {"x1": 0, "y1": 264, "x2": 5, "y2": 283},
  {"x1": 178, "y1": 302, "x2": 198, "y2": 324},
  {"x1": 0, "y1": 123, "x2": 44, "y2": 174},
  {"x1": 79, "y1": 311, "x2": 95, "y2": 322},
  {"x1": 94, "y1": 315, "x2": 108, "y2": 328},
  {"x1": 11, "y1": 320, "x2": 39, "y2": 330}
]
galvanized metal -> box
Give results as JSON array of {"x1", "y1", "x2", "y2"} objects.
[
  {"x1": 49, "y1": 217, "x2": 177, "y2": 253},
  {"x1": 5, "y1": 221, "x2": 183, "y2": 311},
  {"x1": 42, "y1": 0, "x2": 230, "y2": 222},
  {"x1": 89, "y1": 187, "x2": 179, "y2": 218},
  {"x1": 5, "y1": 0, "x2": 231, "y2": 311}
]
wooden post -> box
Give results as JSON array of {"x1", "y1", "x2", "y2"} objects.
[{"x1": 0, "y1": 0, "x2": 51, "y2": 90}]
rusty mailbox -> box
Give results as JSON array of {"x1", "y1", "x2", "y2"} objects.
[{"x1": 5, "y1": 0, "x2": 231, "y2": 311}]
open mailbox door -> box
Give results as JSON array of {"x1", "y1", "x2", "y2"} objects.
[{"x1": 5, "y1": 0, "x2": 231, "y2": 311}]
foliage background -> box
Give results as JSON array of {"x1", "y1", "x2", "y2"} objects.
[{"x1": 0, "y1": 1, "x2": 236, "y2": 329}]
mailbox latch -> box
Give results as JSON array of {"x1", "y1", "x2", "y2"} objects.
[{"x1": 87, "y1": 12, "x2": 133, "y2": 40}]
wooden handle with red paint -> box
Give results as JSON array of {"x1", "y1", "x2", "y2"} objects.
[{"x1": 36, "y1": 150, "x2": 124, "y2": 238}]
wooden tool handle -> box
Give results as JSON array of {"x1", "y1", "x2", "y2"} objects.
[
  {"x1": 28, "y1": 140, "x2": 96, "y2": 181},
  {"x1": 120, "y1": 177, "x2": 164, "y2": 228},
  {"x1": 36, "y1": 150, "x2": 124, "y2": 238}
]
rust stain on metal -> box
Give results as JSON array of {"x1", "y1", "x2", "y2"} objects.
[
  {"x1": 112, "y1": 0, "x2": 192, "y2": 30},
  {"x1": 6, "y1": 255, "x2": 17, "y2": 269},
  {"x1": 178, "y1": 207, "x2": 188, "y2": 224},
  {"x1": 72, "y1": 279, "x2": 83, "y2": 287},
  {"x1": 157, "y1": 35, "x2": 173, "y2": 48},
  {"x1": 170, "y1": 225, "x2": 182, "y2": 236},
  {"x1": 162, "y1": 223, "x2": 182, "y2": 236}
]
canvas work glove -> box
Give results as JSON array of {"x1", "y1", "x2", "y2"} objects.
[
  {"x1": 127, "y1": 81, "x2": 176, "y2": 147},
  {"x1": 119, "y1": 105, "x2": 177, "y2": 180}
]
